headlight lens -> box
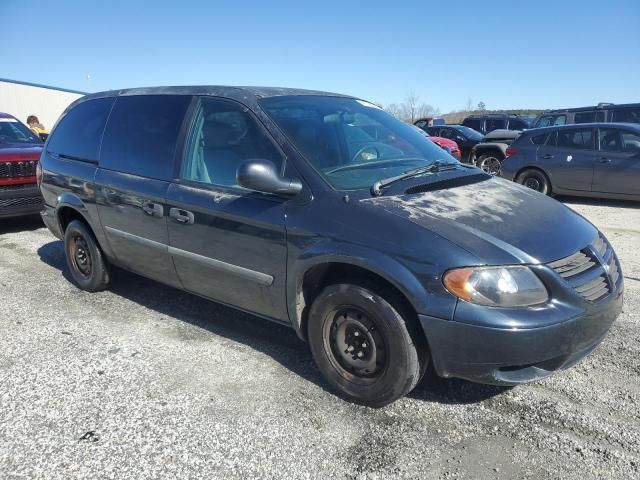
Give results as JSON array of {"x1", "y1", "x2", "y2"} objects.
[{"x1": 443, "y1": 266, "x2": 548, "y2": 307}]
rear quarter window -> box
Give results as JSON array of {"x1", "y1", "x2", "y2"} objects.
[
  {"x1": 612, "y1": 108, "x2": 640, "y2": 124},
  {"x1": 100, "y1": 95, "x2": 191, "y2": 180},
  {"x1": 46, "y1": 97, "x2": 115, "y2": 161}
]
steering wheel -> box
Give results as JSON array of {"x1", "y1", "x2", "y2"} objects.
[{"x1": 351, "y1": 146, "x2": 380, "y2": 163}]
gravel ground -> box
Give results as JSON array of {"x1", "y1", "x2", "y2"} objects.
[{"x1": 0, "y1": 197, "x2": 638, "y2": 479}]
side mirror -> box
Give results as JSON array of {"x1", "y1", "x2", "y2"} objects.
[
  {"x1": 237, "y1": 159, "x2": 302, "y2": 198},
  {"x1": 456, "y1": 135, "x2": 465, "y2": 142}
]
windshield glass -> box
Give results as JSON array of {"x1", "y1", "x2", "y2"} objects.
[
  {"x1": 456, "y1": 125, "x2": 484, "y2": 140},
  {"x1": 260, "y1": 96, "x2": 457, "y2": 189},
  {"x1": 0, "y1": 118, "x2": 40, "y2": 144}
]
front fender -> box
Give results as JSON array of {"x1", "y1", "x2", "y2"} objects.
[{"x1": 287, "y1": 240, "x2": 456, "y2": 338}]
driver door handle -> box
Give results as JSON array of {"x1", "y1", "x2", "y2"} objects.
[
  {"x1": 543, "y1": 154, "x2": 554, "y2": 159},
  {"x1": 170, "y1": 208, "x2": 194, "y2": 225},
  {"x1": 599, "y1": 157, "x2": 612, "y2": 164}
]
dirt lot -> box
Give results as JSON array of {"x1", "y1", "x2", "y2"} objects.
[{"x1": 0, "y1": 197, "x2": 638, "y2": 479}]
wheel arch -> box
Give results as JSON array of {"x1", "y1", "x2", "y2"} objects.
[
  {"x1": 289, "y1": 248, "x2": 431, "y2": 343},
  {"x1": 55, "y1": 193, "x2": 113, "y2": 259}
]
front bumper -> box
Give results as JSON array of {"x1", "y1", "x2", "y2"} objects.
[
  {"x1": 0, "y1": 184, "x2": 43, "y2": 219},
  {"x1": 419, "y1": 283, "x2": 623, "y2": 385}
]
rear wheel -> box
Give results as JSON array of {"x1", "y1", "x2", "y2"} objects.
[
  {"x1": 516, "y1": 169, "x2": 551, "y2": 195},
  {"x1": 308, "y1": 283, "x2": 427, "y2": 407},
  {"x1": 476, "y1": 152, "x2": 503, "y2": 175},
  {"x1": 64, "y1": 220, "x2": 110, "y2": 292}
]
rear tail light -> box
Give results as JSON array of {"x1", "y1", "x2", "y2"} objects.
[
  {"x1": 505, "y1": 147, "x2": 518, "y2": 157},
  {"x1": 36, "y1": 161, "x2": 43, "y2": 188}
]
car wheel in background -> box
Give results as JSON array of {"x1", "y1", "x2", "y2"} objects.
[
  {"x1": 516, "y1": 169, "x2": 551, "y2": 195},
  {"x1": 476, "y1": 152, "x2": 503, "y2": 175},
  {"x1": 64, "y1": 220, "x2": 110, "y2": 292},
  {"x1": 308, "y1": 282, "x2": 427, "y2": 407}
]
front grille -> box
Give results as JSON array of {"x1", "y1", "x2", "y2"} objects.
[
  {"x1": 548, "y1": 235, "x2": 620, "y2": 302},
  {"x1": 0, "y1": 196, "x2": 42, "y2": 210},
  {"x1": 0, "y1": 183, "x2": 36, "y2": 192},
  {"x1": 0, "y1": 160, "x2": 37, "y2": 178}
]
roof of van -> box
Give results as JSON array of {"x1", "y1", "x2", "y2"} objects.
[
  {"x1": 521, "y1": 122, "x2": 640, "y2": 133},
  {"x1": 540, "y1": 102, "x2": 640, "y2": 114},
  {"x1": 82, "y1": 85, "x2": 352, "y2": 101}
]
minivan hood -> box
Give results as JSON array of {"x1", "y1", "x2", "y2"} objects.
[{"x1": 362, "y1": 177, "x2": 597, "y2": 265}]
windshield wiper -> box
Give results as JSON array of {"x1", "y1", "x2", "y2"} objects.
[{"x1": 370, "y1": 161, "x2": 458, "y2": 196}]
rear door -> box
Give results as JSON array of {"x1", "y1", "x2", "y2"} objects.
[
  {"x1": 165, "y1": 97, "x2": 290, "y2": 320},
  {"x1": 536, "y1": 127, "x2": 596, "y2": 192},
  {"x1": 95, "y1": 94, "x2": 192, "y2": 286},
  {"x1": 593, "y1": 127, "x2": 640, "y2": 195}
]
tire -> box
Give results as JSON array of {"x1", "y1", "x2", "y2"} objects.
[
  {"x1": 516, "y1": 168, "x2": 551, "y2": 195},
  {"x1": 476, "y1": 152, "x2": 503, "y2": 175},
  {"x1": 307, "y1": 283, "x2": 427, "y2": 407},
  {"x1": 64, "y1": 219, "x2": 110, "y2": 292}
]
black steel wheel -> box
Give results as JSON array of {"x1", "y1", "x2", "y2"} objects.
[
  {"x1": 516, "y1": 168, "x2": 551, "y2": 195},
  {"x1": 64, "y1": 219, "x2": 110, "y2": 292},
  {"x1": 308, "y1": 283, "x2": 427, "y2": 407}
]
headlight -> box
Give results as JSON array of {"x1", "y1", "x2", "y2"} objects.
[{"x1": 443, "y1": 266, "x2": 548, "y2": 307}]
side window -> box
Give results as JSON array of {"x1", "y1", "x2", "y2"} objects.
[
  {"x1": 531, "y1": 133, "x2": 548, "y2": 145},
  {"x1": 612, "y1": 108, "x2": 640, "y2": 124},
  {"x1": 621, "y1": 131, "x2": 640, "y2": 153},
  {"x1": 485, "y1": 118, "x2": 506, "y2": 132},
  {"x1": 574, "y1": 111, "x2": 597, "y2": 123},
  {"x1": 415, "y1": 120, "x2": 426, "y2": 128},
  {"x1": 599, "y1": 129, "x2": 622, "y2": 152},
  {"x1": 463, "y1": 118, "x2": 482, "y2": 132},
  {"x1": 47, "y1": 97, "x2": 114, "y2": 161},
  {"x1": 546, "y1": 131, "x2": 558, "y2": 146},
  {"x1": 440, "y1": 128, "x2": 455, "y2": 140},
  {"x1": 426, "y1": 127, "x2": 439, "y2": 136},
  {"x1": 182, "y1": 98, "x2": 283, "y2": 188},
  {"x1": 100, "y1": 95, "x2": 191, "y2": 180},
  {"x1": 509, "y1": 118, "x2": 528, "y2": 130},
  {"x1": 557, "y1": 128, "x2": 594, "y2": 150}
]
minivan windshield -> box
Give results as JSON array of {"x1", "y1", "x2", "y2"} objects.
[{"x1": 260, "y1": 96, "x2": 457, "y2": 190}]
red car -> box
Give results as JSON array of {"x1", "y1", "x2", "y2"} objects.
[
  {"x1": 0, "y1": 113, "x2": 43, "y2": 218},
  {"x1": 412, "y1": 125, "x2": 461, "y2": 159}
]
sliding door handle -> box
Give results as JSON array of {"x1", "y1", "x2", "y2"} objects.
[
  {"x1": 169, "y1": 208, "x2": 194, "y2": 225},
  {"x1": 141, "y1": 201, "x2": 163, "y2": 217}
]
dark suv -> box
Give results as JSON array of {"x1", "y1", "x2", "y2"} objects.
[
  {"x1": 462, "y1": 114, "x2": 530, "y2": 134},
  {"x1": 40, "y1": 87, "x2": 623, "y2": 406},
  {"x1": 533, "y1": 103, "x2": 640, "y2": 128}
]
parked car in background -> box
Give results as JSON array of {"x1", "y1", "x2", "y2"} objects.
[
  {"x1": 470, "y1": 129, "x2": 521, "y2": 175},
  {"x1": 462, "y1": 114, "x2": 530, "y2": 134},
  {"x1": 0, "y1": 112, "x2": 43, "y2": 218},
  {"x1": 533, "y1": 103, "x2": 640, "y2": 128},
  {"x1": 411, "y1": 125, "x2": 461, "y2": 160},
  {"x1": 40, "y1": 87, "x2": 623, "y2": 406},
  {"x1": 501, "y1": 123, "x2": 640, "y2": 201},
  {"x1": 421, "y1": 124, "x2": 484, "y2": 163}
]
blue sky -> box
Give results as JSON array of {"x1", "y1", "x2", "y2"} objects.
[{"x1": 2, "y1": 0, "x2": 638, "y2": 112}]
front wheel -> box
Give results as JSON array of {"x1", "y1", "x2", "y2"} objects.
[
  {"x1": 516, "y1": 168, "x2": 551, "y2": 195},
  {"x1": 476, "y1": 152, "x2": 503, "y2": 175},
  {"x1": 308, "y1": 283, "x2": 427, "y2": 407}
]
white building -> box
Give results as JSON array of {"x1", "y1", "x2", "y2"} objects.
[{"x1": 0, "y1": 78, "x2": 85, "y2": 131}]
